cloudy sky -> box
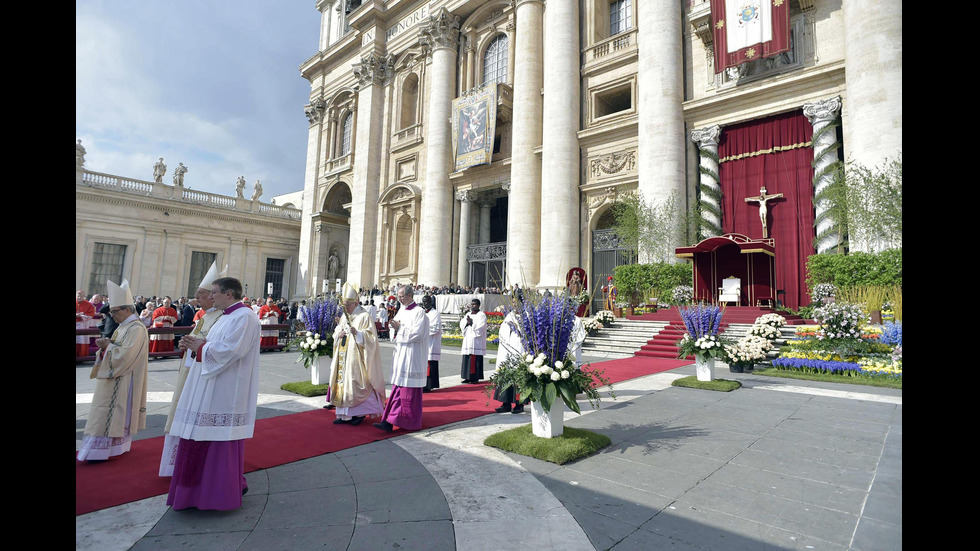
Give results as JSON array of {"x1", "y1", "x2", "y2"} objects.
[{"x1": 76, "y1": 1, "x2": 321, "y2": 199}]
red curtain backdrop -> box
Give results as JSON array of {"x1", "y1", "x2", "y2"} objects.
[{"x1": 718, "y1": 111, "x2": 814, "y2": 309}]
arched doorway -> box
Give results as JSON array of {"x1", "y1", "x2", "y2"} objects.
[{"x1": 590, "y1": 207, "x2": 636, "y2": 313}]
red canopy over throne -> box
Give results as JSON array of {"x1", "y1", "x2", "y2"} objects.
[{"x1": 676, "y1": 234, "x2": 776, "y2": 307}]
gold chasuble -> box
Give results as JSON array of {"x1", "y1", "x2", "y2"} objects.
[{"x1": 328, "y1": 306, "x2": 386, "y2": 408}]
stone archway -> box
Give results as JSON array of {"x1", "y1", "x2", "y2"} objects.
[{"x1": 313, "y1": 181, "x2": 352, "y2": 295}]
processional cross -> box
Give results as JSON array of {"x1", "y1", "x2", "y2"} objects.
[{"x1": 744, "y1": 187, "x2": 783, "y2": 239}]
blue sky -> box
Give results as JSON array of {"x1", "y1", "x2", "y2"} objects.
[{"x1": 76, "y1": 1, "x2": 320, "y2": 199}]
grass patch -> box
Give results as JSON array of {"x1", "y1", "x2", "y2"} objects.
[
  {"x1": 484, "y1": 424, "x2": 611, "y2": 465},
  {"x1": 671, "y1": 376, "x2": 742, "y2": 392},
  {"x1": 752, "y1": 367, "x2": 902, "y2": 390},
  {"x1": 441, "y1": 337, "x2": 499, "y2": 350},
  {"x1": 280, "y1": 380, "x2": 330, "y2": 397}
]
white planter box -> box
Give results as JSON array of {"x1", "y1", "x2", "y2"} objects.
[
  {"x1": 695, "y1": 357, "x2": 716, "y2": 382},
  {"x1": 530, "y1": 399, "x2": 565, "y2": 438}
]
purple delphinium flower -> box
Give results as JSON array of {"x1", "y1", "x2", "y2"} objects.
[
  {"x1": 680, "y1": 305, "x2": 723, "y2": 340},
  {"x1": 512, "y1": 291, "x2": 577, "y2": 364},
  {"x1": 301, "y1": 297, "x2": 342, "y2": 337}
]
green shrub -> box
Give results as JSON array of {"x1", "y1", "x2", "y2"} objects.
[
  {"x1": 806, "y1": 249, "x2": 902, "y2": 292},
  {"x1": 613, "y1": 262, "x2": 692, "y2": 306}
]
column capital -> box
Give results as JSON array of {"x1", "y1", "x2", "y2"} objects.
[
  {"x1": 691, "y1": 125, "x2": 722, "y2": 146},
  {"x1": 514, "y1": 0, "x2": 544, "y2": 8},
  {"x1": 803, "y1": 96, "x2": 842, "y2": 124},
  {"x1": 419, "y1": 8, "x2": 460, "y2": 53},
  {"x1": 305, "y1": 97, "x2": 327, "y2": 125},
  {"x1": 455, "y1": 189, "x2": 473, "y2": 202},
  {"x1": 353, "y1": 53, "x2": 394, "y2": 88}
]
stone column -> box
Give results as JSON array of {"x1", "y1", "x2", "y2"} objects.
[
  {"x1": 506, "y1": 22, "x2": 516, "y2": 85},
  {"x1": 507, "y1": 0, "x2": 544, "y2": 287},
  {"x1": 804, "y1": 96, "x2": 844, "y2": 254},
  {"x1": 456, "y1": 190, "x2": 474, "y2": 284},
  {"x1": 842, "y1": 0, "x2": 902, "y2": 169},
  {"x1": 636, "y1": 0, "x2": 686, "y2": 262},
  {"x1": 465, "y1": 32, "x2": 476, "y2": 91},
  {"x1": 346, "y1": 52, "x2": 392, "y2": 288},
  {"x1": 417, "y1": 9, "x2": 460, "y2": 285},
  {"x1": 538, "y1": 0, "x2": 580, "y2": 288},
  {"x1": 318, "y1": 0, "x2": 333, "y2": 51},
  {"x1": 297, "y1": 97, "x2": 326, "y2": 298},
  {"x1": 478, "y1": 197, "x2": 493, "y2": 243},
  {"x1": 690, "y1": 125, "x2": 722, "y2": 237}
]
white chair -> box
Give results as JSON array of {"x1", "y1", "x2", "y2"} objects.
[{"x1": 718, "y1": 277, "x2": 741, "y2": 306}]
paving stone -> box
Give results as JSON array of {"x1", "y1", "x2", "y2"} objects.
[
  {"x1": 671, "y1": 483, "x2": 859, "y2": 547},
  {"x1": 709, "y1": 463, "x2": 869, "y2": 514},
  {"x1": 252, "y1": 486, "x2": 355, "y2": 530},
  {"x1": 745, "y1": 436, "x2": 882, "y2": 472},
  {"x1": 349, "y1": 520, "x2": 455, "y2": 551},
  {"x1": 537, "y1": 469, "x2": 669, "y2": 527},
  {"x1": 862, "y1": 489, "x2": 902, "y2": 525},
  {"x1": 565, "y1": 455, "x2": 705, "y2": 498},
  {"x1": 731, "y1": 448, "x2": 876, "y2": 490},
  {"x1": 340, "y1": 442, "x2": 430, "y2": 484},
  {"x1": 130, "y1": 531, "x2": 250, "y2": 551},
  {"x1": 147, "y1": 496, "x2": 264, "y2": 536},
  {"x1": 354, "y1": 474, "x2": 451, "y2": 524},
  {"x1": 850, "y1": 516, "x2": 902, "y2": 551},
  {"x1": 265, "y1": 454, "x2": 352, "y2": 494},
  {"x1": 239, "y1": 524, "x2": 354, "y2": 550}
]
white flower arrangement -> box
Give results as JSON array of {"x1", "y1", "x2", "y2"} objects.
[
  {"x1": 755, "y1": 313, "x2": 786, "y2": 329},
  {"x1": 748, "y1": 323, "x2": 780, "y2": 341},
  {"x1": 726, "y1": 334, "x2": 774, "y2": 365},
  {"x1": 811, "y1": 283, "x2": 837, "y2": 303},
  {"x1": 595, "y1": 310, "x2": 616, "y2": 324},
  {"x1": 582, "y1": 317, "x2": 604, "y2": 332},
  {"x1": 671, "y1": 285, "x2": 694, "y2": 305}
]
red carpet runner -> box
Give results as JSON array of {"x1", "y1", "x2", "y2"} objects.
[{"x1": 76, "y1": 355, "x2": 689, "y2": 515}]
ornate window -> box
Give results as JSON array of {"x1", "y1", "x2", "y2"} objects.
[
  {"x1": 610, "y1": 0, "x2": 632, "y2": 36},
  {"x1": 482, "y1": 34, "x2": 508, "y2": 86},
  {"x1": 339, "y1": 112, "x2": 353, "y2": 156}
]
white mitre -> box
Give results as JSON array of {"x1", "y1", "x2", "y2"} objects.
[
  {"x1": 197, "y1": 262, "x2": 229, "y2": 291},
  {"x1": 107, "y1": 279, "x2": 134, "y2": 307},
  {"x1": 341, "y1": 281, "x2": 359, "y2": 302}
]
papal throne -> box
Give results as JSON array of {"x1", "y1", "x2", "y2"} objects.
[{"x1": 718, "y1": 277, "x2": 741, "y2": 307}]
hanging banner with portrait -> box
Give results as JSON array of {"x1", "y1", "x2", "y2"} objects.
[{"x1": 451, "y1": 84, "x2": 497, "y2": 171}]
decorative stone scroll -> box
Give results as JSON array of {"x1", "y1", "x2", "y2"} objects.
[
  {"x1": 586, "y1": 185, "x2": 620, "y2": 220},
  {"x1": 589, "y1": 151, "x2": 636, "y2": 179},
  {"x1": 353, "y1": 53, "x2": 395, "y2": 87}
]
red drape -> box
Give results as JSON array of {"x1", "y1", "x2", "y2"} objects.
[{"x1": 718, "y1": 111, "x2": 814, "y2": 310}]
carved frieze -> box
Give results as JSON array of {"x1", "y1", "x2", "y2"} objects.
[{"x1": 589, "y1": 150, "x2": 636, "y2": 180}]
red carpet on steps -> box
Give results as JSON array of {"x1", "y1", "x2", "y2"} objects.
[{"x1": 75, "y1": 355, "x2": 690, "y2": 515}]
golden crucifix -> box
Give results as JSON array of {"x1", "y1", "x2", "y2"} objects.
[{"x1": 744, "y1": 187, "x2": 783, "y2": 238}]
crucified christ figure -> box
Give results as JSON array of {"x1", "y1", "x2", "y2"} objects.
[{"x1": 744, "y1": 187, "x2": 784, "y2": 239}]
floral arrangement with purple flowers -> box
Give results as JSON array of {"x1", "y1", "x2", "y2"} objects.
[
  {"x1": 486, "y1": 289, "x2": 613, "y2": 414},
  {"x1": 676, "y1": 305, "x2": 729, "y2": 360},
  {"x1": 286, "y1": 297, "x2": 343, "y2": 369}
]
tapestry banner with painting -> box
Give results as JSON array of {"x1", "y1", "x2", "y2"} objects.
[
  {"x1": 451, "y1": 84, "x2": 497, "y2": 171},
  {"x1": 710, "y1": 0, "x2": 790, "y2": 73}
]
